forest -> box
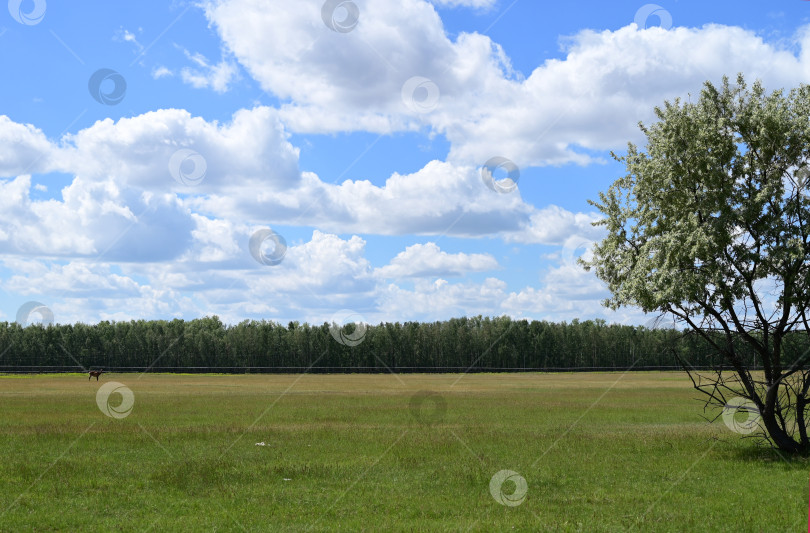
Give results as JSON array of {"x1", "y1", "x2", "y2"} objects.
[{"x1": 0, "y1": 315, "x2": 774, "y2": 373}]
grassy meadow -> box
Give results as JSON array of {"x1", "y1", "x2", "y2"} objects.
[{"x1": 0, "y1": 372, "x2": 807, "y2": 532}]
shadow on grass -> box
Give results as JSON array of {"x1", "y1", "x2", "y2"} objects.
[{"x1": 718, "y1": 439, "x2": 810, "y2": 469}]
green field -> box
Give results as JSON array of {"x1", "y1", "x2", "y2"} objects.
[{"x1": 0, "y1": 372, "x2": 807, "y2": 532}]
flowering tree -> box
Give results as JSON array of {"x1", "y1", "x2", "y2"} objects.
[{"x1": 585, "y1": 75, "x2": 810, "y2": 453}]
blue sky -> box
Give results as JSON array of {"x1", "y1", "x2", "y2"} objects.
[{"x1": 2, "y1": 0, "x2": 809, "y2": 326}]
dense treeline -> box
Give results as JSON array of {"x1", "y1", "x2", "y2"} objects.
[{"x1": 0, "y1": 315, "x2": 768, "y2": 372}]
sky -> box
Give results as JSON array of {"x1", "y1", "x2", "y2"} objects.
[{"x1": 1, "y1": 0, "x2": 809, "y2": 327}]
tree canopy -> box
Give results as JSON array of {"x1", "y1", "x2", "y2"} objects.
[{"x1": 1, "y1": 315, "x2": 711, "y2": 372}]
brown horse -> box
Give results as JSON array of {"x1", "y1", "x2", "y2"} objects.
[{"x1": 88, "y1": 369, "x2": 104, "y2": 381}]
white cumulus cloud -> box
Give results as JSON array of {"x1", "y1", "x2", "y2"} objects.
[{"x1": 375, "y1": 242, "x2": 498, "y2": 278}]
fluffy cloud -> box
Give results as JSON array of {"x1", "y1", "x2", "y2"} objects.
[
  {"x1": 375, "y1": 242, "x2": 498, "y2": 278},
  {"x1": 0, "y1": 174, "x2": 193, "y2": 260},
  {"x1": 507, "y1": 206, "x2": 605, "y2": 245},
  {"x1": 204, "y1": 0, "x2": 810, "y2": 168},
  {"x1": 0, "y1": 109, "x2": 598, "y2": 273},
  {"x1": 5, "y1": 261, "x2": 141, "y2": 299},
  {"x1": 203, "y1": 0, "x2": 514, "y2": 134},
  {"x1": 377, "y1": 277, "x2": 507, "y2": 320},
  {"x1": 443, "y1": 24, "x2": 805, "y2": 167},
  {"x1": 0, "y1": 116, "x2": 55, "y2": 176},
  {"x1": 61, "y1": 106, "x2": 300, "y2": 193},
  {"x1": 0, "y1": 228, "x2": 375, "y2": 324}
]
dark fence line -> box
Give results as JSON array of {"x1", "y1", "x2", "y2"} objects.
[{"x1": 0, "y1": 365, "x2": 756, "y2": 374}]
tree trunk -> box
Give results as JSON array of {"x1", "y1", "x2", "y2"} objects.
[{"x1": 762, "y1": 385, "x2": 802, "y2": 454}]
